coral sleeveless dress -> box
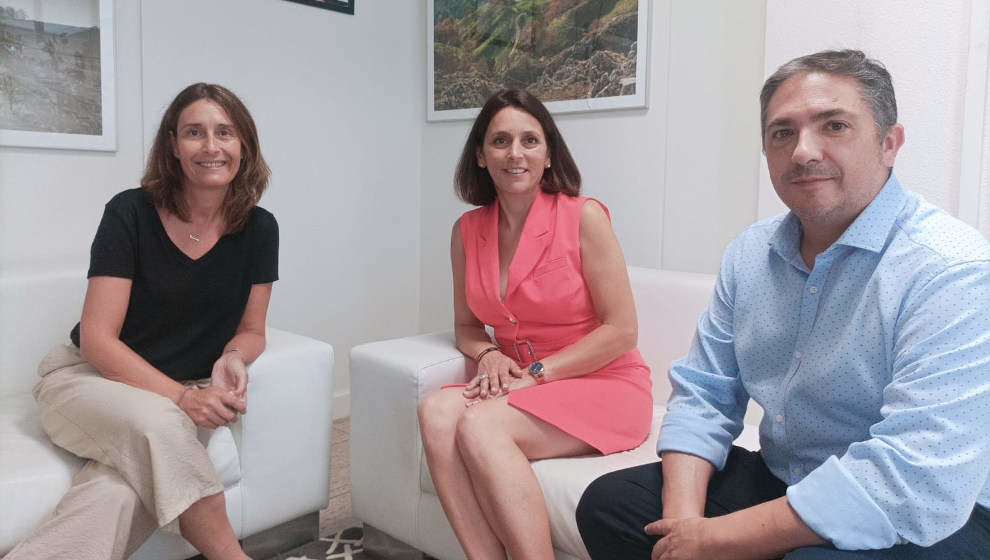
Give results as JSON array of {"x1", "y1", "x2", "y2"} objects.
[{"x1": 459, "y1": 190, "x2": 652, "y2": 455}]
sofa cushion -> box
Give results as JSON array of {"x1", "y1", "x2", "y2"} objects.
[
  {"x1": 0, "y1": 393, "x2": 243, "y2": 553},
  {"x1": 419, "y1": 404, "x2": 760, "y2": 559}
]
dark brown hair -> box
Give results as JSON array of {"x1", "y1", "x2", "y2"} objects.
[
  {"x1": 141, "y1": 83, "x2": 270, "y2": 233},
  {"x1": 455, "y1": 89, "x2": 580, "y2": 206}
]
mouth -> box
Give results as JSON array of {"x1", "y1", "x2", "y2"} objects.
[
  {"x1": 504, "y1": 168, "x2": 527, "y2": 175},
  {"x1": 197, "y1": 161, "x2": 227, "y2": 168},
  {"x1": 790, "y1": 176, "x2": 834, "y2": 184}
]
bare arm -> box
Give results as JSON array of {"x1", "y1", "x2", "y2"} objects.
[
  {"x1": 535, "y1": 200, "x2": 638, "y2": 381},
  {"x1": 79, "y1": 276, "x2": 250, "y2": 427},
  {"x1": 660, "y1": 451, "x2": 715, "y2": 520},
  {"x1": 79, "y1": 276, "x2": 187, "y2": 401},
  {"x1": 209, "y1": 282, "x2": 271, "y2": 399}
]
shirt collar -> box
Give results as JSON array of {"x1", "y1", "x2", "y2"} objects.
[
  {"x1": 832, "y1": 173, "x2": 906, "y2": 253},
  {"x1": 769, "y1": 172, "x2": 907, "y2": 262}
]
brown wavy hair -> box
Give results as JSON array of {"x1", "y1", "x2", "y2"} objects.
[
  {"x1": 141, "y1": 83, "x2": 270, "y2": 233},
  {"x1": 455, "y1": 89, "x2": 581, "y2": 206}
]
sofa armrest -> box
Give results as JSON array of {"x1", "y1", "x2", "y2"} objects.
[
  {"x1": 349, "y1": 331, "x2": 468, "y2": 545},
  {"x1": 237, "y1": 327, "x2": 334, "y2": 536}
]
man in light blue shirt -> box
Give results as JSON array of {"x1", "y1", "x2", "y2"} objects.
[{"x1": 577, "y1": 50, "x2": 989, "y2": 559}]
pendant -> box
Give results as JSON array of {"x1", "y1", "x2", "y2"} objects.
[{"x1": 189, "y1": 233, "x2": 201, "y2": 242}]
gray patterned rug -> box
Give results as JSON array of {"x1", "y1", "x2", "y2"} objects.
[{"x1": 265, "y1": 526, "x2": 364, "y2": 560}]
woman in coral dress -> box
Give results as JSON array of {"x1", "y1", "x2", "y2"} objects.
[{"x1": 418, "y1": 89, "x2": 652, "y2": 559}]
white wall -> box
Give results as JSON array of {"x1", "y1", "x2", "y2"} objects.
[
  {"x1": 418, "y1": 0, "x2": 768, "y2": 333},
  {"x1": 0, "y1": 0, "x2": 424, "y2": 418}
]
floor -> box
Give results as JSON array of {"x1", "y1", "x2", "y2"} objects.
[{"x1": 320, "y1": 417, "x2": 360, "y2": 537}]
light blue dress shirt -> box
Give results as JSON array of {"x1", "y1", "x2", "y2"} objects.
[{"x1": 658, "y1": 174, "x2": 990, "y2": 549}]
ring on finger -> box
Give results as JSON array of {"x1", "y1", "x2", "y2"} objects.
[{"x1": 478, "y1": 374, "x2": 489, "y2": 380}]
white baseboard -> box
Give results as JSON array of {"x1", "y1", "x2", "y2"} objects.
[{"x1": 332, "y1": 389, "x2": 350, "y2": 420}]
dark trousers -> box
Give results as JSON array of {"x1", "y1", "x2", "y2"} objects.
[{"x1": 576, "y1": 446, "x2": 990, "y2": 559}]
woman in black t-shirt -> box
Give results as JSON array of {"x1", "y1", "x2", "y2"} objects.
[{"x1": 6, "y1": 84, "x2": 277, "y2": 560}]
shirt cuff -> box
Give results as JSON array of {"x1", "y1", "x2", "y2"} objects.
[
  {"x1": 786, "y1": 456, "x2": 901, "y2": 550},
  {"x1": 657, "y1": 416, "x2": 732, "y2": 470}
]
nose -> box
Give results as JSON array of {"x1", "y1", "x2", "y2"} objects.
[
  {"x1": 791, "y1": 129, "x2": 823, "y2": 166},
  {"x1": 508, "y1": 140, "x2": 523, "y2": 158},
  {"x1": 202, "y1": 132, "x2": 219, "y2": 152}
]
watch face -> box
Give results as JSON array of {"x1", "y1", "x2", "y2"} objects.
[{"x1": 529, "y1": 362, "x2": 544, "y2": 375}]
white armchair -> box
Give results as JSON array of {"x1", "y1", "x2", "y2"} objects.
[
  {"x1": 0, "y1": 271, "x2": 334, "y2": 559},
  {"x1": 350, "y1": 267, "x2": 763, "y2": 560}
]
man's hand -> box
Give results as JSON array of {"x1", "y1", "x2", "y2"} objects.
[{"x1": 646, "y1": 517, "x2": 729, "y2": 560}]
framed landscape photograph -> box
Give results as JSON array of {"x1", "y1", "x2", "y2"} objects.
[
  {"x1": 283, "y1": 0, "x2": 355, "y2": 15},
  {"x1": 0, "y1": 0, "x2": 116, "y2": 150},
  {"x1": 428, "y1": 0, "x2": 650, "y2": 121}
]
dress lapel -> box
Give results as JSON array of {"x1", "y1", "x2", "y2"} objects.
[
  {"x1": 504, "y1": 190, "x2": 555, "y2": 301},
  {"x1": 477, "y1": 202, "x2": 501, "y2": 303}
]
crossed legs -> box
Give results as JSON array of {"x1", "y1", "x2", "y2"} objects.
[
  {"x1": 6, "y1": 362, "x2": 249, "y2": 560},
  {"x1": 418, "y1": 388, "x2": 595, "y2": 559}
]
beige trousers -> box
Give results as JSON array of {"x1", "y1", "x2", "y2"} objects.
[{"x1": 3, "y1": 345, "x2": 224, "y2": 560}]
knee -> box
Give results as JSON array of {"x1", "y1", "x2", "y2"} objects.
[
  {"x1": 131, "y1": 403, "x2": 196, "y2": 447},
  {"x1": 453, "y1": 405, "x2": 498, "y2": 462},
  {"x1": 418, "y1": 392, "x2": 457, "y2": 443},
  {"x1": 576, "y1": 471, "x2": 624, "y2": 532}
]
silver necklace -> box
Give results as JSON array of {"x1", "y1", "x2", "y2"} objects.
[{"x1": 189, "y1": 233, "x2": 202, "y2": 242}]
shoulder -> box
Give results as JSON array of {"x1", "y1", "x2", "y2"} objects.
[
  {"x1": 246, "y1": 205, "x2": 278, "y2": 234},
  {"x1": 579, "y1": 197, "x2": 610, "y2": 228},
  {"x1": 894, "y1": 193, "x2": 990, "y2": 267},
  {"x1": 458, "y1": 203, "x2": 491, "y2": 231},
  {"x1": 104, "y1": 187, "x2": 150, "y2": 214}
]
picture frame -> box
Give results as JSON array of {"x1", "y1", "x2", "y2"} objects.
[
  {"x1": 283, "y1": 0, "x2": 355, "y2": 15},
  {"x1": 0, "y1": 0, "x2": 116, "y2": 151},
  {"x1": 428, "y1": 0, "x2": 650, "y2": 121}
]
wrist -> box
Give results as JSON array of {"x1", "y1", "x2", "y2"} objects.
[
  {"x1": 474, "y1": 345, "x2": 500, "y2": 362},
  {"x1": 174, "y1": 386, "x2": 192, "y2": 407}
]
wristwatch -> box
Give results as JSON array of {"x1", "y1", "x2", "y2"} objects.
[{"x1": 528, "y1": 361, "x2": 547, "y2": 384}]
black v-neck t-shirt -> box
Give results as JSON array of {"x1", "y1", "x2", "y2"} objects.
[{"x1": 70, "y1": 188, "x2": 279, "y2": 381}]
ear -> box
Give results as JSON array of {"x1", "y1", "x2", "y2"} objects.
[
  {"x1": 476, "y1": 147, "x2": 485, "y2": 168},
  {"x1": 880, "y1": 123, "x2": 904, "y2": 167},
  {"x1": 169, "y1": 131, "x2": 179, "y2": 159}
]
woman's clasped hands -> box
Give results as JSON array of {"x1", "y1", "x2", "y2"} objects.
[
  {"x1": 178, "y1": 351, "x2": 249, "y2": 429},
  {"x1": 462, "y1": 349, "x2": 532, "y2": 405}
]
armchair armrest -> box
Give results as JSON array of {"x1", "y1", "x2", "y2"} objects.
[
  {"x1": 238, "y1": 327, "x2": 334, "y2": 536},
  {"x1": 349, "y1": 331, "x2": 468, "y2": 545}
]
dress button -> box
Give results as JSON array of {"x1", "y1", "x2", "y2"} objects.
[
  {"x1": 809, "y1": 286, "x2": 818, "y2": 294},
  {"x1": 508, "y1": 317, "x2": 517, "y2": 324},
  {"x1": 775, "y1": 414, "x2": 784, "y2": 423}
]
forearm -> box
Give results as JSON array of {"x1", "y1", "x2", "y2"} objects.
[
  {"x1": 80, "y1": 334, "x2": 186, "y2": 402},
  {"x1": 454, "y1": 323, "x2": 499, "y2": 361},
  {"x1": 710, "y1": 497, "x2": 825, "y2": 558},
  {"x1": 224, "y1": 329, "x2": 265, "y2": 365},
  {"x1": 661, "y1": 451, "x2": 715, "y2": 519},
  {"x1": 539, "y1": 321, "x2": 636, "y2": 381}
]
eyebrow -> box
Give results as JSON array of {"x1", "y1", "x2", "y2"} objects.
[{"x1": 766, "y1": 108, "x2": 854, "y2": 130}]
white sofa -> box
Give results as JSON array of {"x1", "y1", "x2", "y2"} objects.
[
  {"x1": 0, "y1": 270, "x2": 335, "y2": 559},
  {"x1": 350, "y1": 267, "x2": 763, "y2": 560}
]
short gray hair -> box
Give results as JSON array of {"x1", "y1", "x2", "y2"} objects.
[{"x1": 760, "y1": 50, "x2": 897, "y2": 143}]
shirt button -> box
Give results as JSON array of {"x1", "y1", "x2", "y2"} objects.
[
  {"x1": 793, "y1": 466, "x2": 802, "y2": 476},
  {"x1": 775, "y1": 414, "x2": 784, "y2": 423},
  {"x1": 809, "y1": 286, "x2": 818, "y2": 294},
  {"x1": 794, "y1": 351, "x2": 803, "y2": 359},
  {"x1": 508, "y1": 317, "x2": 517, "y2": 324}
]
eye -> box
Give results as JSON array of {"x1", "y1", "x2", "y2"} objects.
[
  {"x1": 826, "y1": 121, "x2": 848, "y2": 132},
  {"x1": 770, "y1": 128, "x2": 793, "y2": 139},
  {"x1": 492, "y1": 137, "x2": 508, "y2": 146},
  {"x1": 524, "y1": 136, "x2": 540, "y2": 145}
]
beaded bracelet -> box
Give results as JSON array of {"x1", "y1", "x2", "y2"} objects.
[{"x1": 474, "y1": 345, "x2": 500, "y2": 362}]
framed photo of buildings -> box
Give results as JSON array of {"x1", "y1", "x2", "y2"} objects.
[
  {"x1": 0, "y1": 0, "x2": 116, "y2": 150},
  {"x1": 428, "y1": 0, "x2": 650, "y2": 121}
]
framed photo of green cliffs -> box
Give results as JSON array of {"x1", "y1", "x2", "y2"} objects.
[{"x1": 427, "y1": 0, "x2": 650, "y2": 121}]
